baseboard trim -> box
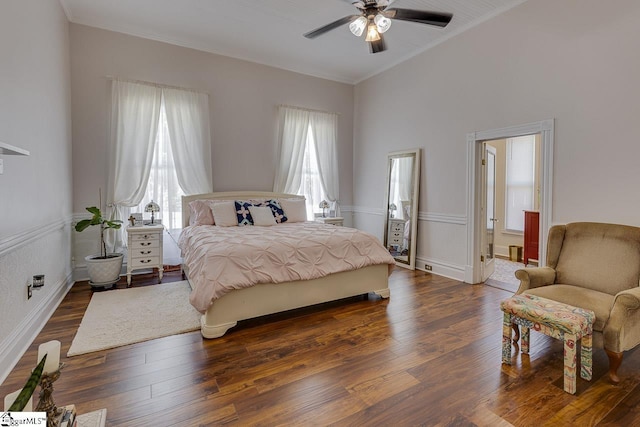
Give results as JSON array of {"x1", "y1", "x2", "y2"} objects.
[
  {"x1": 415, "y1": 256, "x2": 465, "y2": 281},
  {"x1": 0, "y1": 272, "x2": 74, "y2": 384}
]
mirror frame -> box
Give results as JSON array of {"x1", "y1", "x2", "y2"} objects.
[{"x1": 383, "y1": 148, "x2": 421, "y2": 270}]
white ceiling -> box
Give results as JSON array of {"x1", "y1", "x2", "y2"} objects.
[{"x1": 59, "y1": 0, "x2": 527, "y2": 84}]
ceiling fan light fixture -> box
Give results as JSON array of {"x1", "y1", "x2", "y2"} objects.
[
  {"x1": 374, "y1": 13, "x2": 392, "y2": 33},
  {"x1": 349, "y1": 16, "x2": 367, "y2": 37},
  {"x1": 365, "y1": 22, "x2": 381, "y2": 42}
]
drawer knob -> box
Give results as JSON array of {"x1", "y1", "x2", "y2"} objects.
[
  {"x1": 141, "y1": 242, "x2": 152, "y2": 246},
  {"x1": 140, "y1": 250, "x2": 152, "y2": 255},
  {"x1": 140, "y1": 259, "x2": 152, "y2": 264}
]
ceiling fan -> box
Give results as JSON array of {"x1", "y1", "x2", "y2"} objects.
[{"x1": 303, "y1": 0, "x2": 453, "y2": 54}]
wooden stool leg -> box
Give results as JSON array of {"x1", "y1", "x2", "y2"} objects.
[
  {"x1": 521, "y1": 325, "x2": 530, "y2": 354},
  {"x1": 564, "y1": 334, "x2": 578, "y2": 394},
  {"x1": 581, "y1": 334, "x2": 592, "y2": 381},
  {"x1": 502, "y1": 312, "x2": 513, "y2": 364}
]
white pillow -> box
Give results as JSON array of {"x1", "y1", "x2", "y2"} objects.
[
  {"x1": 211, "y1": 201, "x2": 238, "y2": 227},
  {"x1": 279, "y1": 198, "x2": 307, "y2": 223},
  {"x1": 248, "y1": 206, "x2": 277, "y2": 226}
]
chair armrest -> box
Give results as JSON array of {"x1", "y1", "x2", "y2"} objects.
[
  {"x1": 514, "y1": 267, "x2": 556, "y2": 294},
  {"x1": 612, "y1": 287, "x2": 640, "y2": 310},
  {"x1": 604, "y1": 287, "x2": 640, "y2": 352}
]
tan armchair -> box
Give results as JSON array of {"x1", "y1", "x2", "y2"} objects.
[{"x1": 515, "y1": 222, "x2": 640, "y2": 384}]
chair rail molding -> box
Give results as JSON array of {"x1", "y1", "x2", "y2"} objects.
[{"x1": 0, "y1": 217, "x2": 72, "y2": 258}]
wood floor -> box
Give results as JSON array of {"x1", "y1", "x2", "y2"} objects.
[{"x1": 3, "y1": 269, "x2": 640, "y2": 426}]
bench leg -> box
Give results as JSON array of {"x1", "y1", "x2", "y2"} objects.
[
  {"x1": 581, "y1": 334, "x2": 592, "y2": 381},
  {"x1": 521, "y1": 326, "x2": 530, "y2": 354},
  {"x1": 564, "y1": 334, "x2": 578, "y2": 394},
  {"x1": 502, "y1": 312, "x2": 512, "y2": 364}
]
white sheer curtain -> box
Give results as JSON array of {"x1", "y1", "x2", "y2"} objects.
[
  {"x1": 107, "y1": 79, "x2": 213, "y2": 249},
  {"x1": 107, "y1": 80, "x2": 162, "y2": 251},
  {"x1": 130, "y1": 105, "x2": 185, "y2": 231},
  {"x1": 163, "y1": 87, "x2": 213, "y2": 195},
  {"x1": 273, "y1": 105, "x2": 339, "y2": 219},
  {"x1": 273, "y1": 107, "x2": 310, "y2": 194},
  {"x1": 309, "y1": 111, "x2": 340, "y2": 215}
]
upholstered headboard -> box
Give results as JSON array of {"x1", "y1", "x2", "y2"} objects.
[{"x1": 181, "y1": 191, "x2": 304, "y2": 228}]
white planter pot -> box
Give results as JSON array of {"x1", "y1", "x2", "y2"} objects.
[{"x1": 85, "y1": 253, "x2": 124, "y2": 289}]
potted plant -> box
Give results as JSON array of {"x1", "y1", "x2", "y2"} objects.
[{"x1": 75, "y1": 206, "x2": 123, "y2": 290}]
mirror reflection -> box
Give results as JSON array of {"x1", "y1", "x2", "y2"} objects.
[{"x1": 384, "y1": 149, "x2": 420, "y2": 269}]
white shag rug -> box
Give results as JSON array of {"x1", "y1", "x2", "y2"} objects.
[{"x1": 68, "y1": 281, "x2": 200, "y2": 356}]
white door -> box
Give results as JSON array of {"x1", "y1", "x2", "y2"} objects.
[{"x1": 481, "y1": 144, "x2": 497, "y2": 281}]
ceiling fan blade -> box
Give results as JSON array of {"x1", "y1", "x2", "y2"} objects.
[
  {"x1": 369, "y1": 34, "x2": 386, "y2": 54},
  {"x1": 304, "y1": 15, "x2": 361, "y2": 39},
  {"x1": 385, "y1": 8, "x2": 452, "y2": 27}
]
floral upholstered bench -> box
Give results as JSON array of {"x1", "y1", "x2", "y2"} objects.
[{"x1": 500, "y1": 294, "x2": 595, "y2": 394}]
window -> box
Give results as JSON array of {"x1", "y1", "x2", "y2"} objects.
[
  {"x1": 274, "y1": 106, "x2": 339, "y2": 220},
  {"x1": 298, "y1": 124, "x2": 327, "y2": 219},
  {"x1": 131, "y1": 101, "x2": 184, "y2": 231},
  {"x1": 505, "y1": 135, "x2": 536, "y2": 232},
  {"x1": 108, "y1": 79, "x2": 212, "y2": 251}
]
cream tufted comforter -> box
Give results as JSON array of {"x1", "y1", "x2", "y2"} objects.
[{"x1": 178, "y1": 222, "x2": 395, "y2": 313}]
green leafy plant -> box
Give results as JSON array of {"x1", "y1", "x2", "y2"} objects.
[
  {"x1": 8, "y1": 354, "x2": 46, "y2": 411},
  {"x1": 75, "y1": 206, "x2": 123, "y2": 258}
]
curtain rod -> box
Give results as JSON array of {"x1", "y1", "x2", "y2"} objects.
[
  {"x1": 105, "y1": 76, "x2": 209, "y2": 95},
  {"x1": 277, "y1": 104, "x2": 340, "y2": 116}
]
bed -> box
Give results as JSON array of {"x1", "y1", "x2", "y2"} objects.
[{"x1": 180, "y1": 191, "x2": 394, "y2": 338}]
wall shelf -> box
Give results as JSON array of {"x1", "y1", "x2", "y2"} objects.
[{"x1": 0, "y1": 141, "x2": 30, "y2": 156}]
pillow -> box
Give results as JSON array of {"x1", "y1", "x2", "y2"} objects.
[
  {"x1": 248, "y1": 206, "x2": 277, "y2": 226},
  {"x1": 235, "y1": 200, "x2": 256, "y2": 226},
  {"x1": 188, "y1": 200, "x2": 215, "y2": 226},
  {"x1": 266, "y1": 199, "x2": 288, "y2": 223},
  {"x1": 279, "y1": 198, "x2": 307, "y2": 223},
  {"x1": 211, "y1": 201, "x2": 238, "y2": 227}
]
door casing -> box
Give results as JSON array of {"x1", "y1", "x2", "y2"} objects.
[{"x1": 465, "y1": 119, "x2": 554, "y2": 284}]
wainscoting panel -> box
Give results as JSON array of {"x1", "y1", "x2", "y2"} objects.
[
  {"x1": 0, "y1": 219, "x2": 74, "y2": 384},
  {"x1": 351, "y1": 208, "x2": 468, "y2": 281}
]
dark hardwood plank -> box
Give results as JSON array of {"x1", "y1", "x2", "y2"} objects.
[{"x1": 2, "y1": 269, "x2": 640, "y2": 426}]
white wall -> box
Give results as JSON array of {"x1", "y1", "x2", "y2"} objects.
[
  {"x1": 0, "y1": 0, "x2": 73, "y2": 382},
  {"x1": 353, "y1": 0, "x2": 640, "y2": 280},
  {"x1": 69, "y1": 24, "x2": 355, "y2": 266}
]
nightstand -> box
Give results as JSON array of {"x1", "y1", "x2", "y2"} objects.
[
  {"x1": 315, "y1": 216, "x2": 343, "y2": 226},
  {"x1": 387, "y1": 218, "x2": 405, "y2": 251},
  {"x1": 126, "y1": 224, "x2": 164, "y2": 287}
]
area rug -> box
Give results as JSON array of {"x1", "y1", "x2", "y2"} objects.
[{"x1": 68, "y1": 281, "x2": 200, "y2": 356}]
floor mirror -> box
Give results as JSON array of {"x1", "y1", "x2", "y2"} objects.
[{"x1": 383, "y1": 149, "x2": 420, "y2": 269}]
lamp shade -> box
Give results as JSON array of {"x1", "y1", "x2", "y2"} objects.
[{"x1": 145, "y1": 200, "x2": 160, "y2": 224}]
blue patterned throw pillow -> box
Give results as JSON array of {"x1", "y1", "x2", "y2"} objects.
[
  {"x1": 234, "y1": 199, "x2": 288, "y2": 225},
  {"x1": 266, "y1": 199, "x2": 288, "y2": 223},
  {"x1": 234, "y1": 200, "x2": 255, "y2": 226}
]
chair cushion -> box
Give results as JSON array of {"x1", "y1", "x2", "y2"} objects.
[
  {"x1": 555, "y1": 223, "x2": 640, "y2": 295},
  {"x1": 523, "y1": 285, "x2": 613, "y2": 332}
]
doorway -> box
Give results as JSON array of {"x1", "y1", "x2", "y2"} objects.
[{"x1": 465, "y1": 120, "x2": 554, "y2": 285}]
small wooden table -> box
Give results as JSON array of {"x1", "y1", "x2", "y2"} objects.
[{"x1": 500, "y1": 294, "x2": 595, "y2": 394}]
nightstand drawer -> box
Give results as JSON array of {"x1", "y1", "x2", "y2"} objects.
[
  {"x1": 389, "y1": 233, "x2": 403, "y2": 244},
  {"x1": 130, "y1": 232, "x2": 160, "y2": 242},
  {"x1": 129, "y1": 256, "x2": 161, "y2": 269},
  {"x1": 129, "y1": 239, "x2": 160, "y2": 250},
  {"x1": 390, "y1": 223, "x2": 404, "y2": 232},
  {"x1": 130, "y1": 247, "x2": 160, "y2": 258}
]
